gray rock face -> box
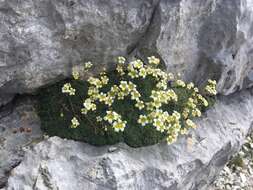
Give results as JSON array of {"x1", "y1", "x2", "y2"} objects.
[
  {"x1": 0, "y1": 99, "x2": 42, "y2": 188},
  {"x1": 138, "y1": 0, "x2": 253, "y2": 95},
  {"x1": 0, "y1": 0, "x2": 253, "y2": 106},
  {"x1": 4, "y1": 89, "x2": 253, "y2": 190},
  {"x1": 0, "y1": 1, "x2": 253, "y2": 189},
  {"x1": 0, "y1": 95, "x2": 13, "y2": 108},
  {"x1": 0, "y1": 0, "x2": 157, "y2": 103}
]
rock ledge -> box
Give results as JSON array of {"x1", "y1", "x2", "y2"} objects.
[{"x1": 3, "y1": 89, "x2": 253, "y2": 190}]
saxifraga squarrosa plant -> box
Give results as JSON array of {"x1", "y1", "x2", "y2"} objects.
[{"x1": 37, "y1": 56, "x2": 217, "y2": 147}]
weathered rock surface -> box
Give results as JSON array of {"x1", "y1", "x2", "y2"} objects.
[
  {"x1": 3, "y1": 89, "x2": 253, "y2": 190},
  {"x1": 0, "y1": 98, "x2": 42, "y2": 188},
  {"x1": 138, "y1": 0, "x2": 253, "y2": 95},
  {"x1": 1, "y1": 0, "x2": 253, "y2": 106},
  {"x1": 1, "y1": 1, "x2": 253, "y2": 188},
  {"x1": 211, "y1": 133, "x2": 253, "y2": 190},
  {"x1": 0, "y1": 0, "x2": 157, "y2": 105},
  {"x1": 0, "y1": 95, "x2": 14, "y2": 108}
]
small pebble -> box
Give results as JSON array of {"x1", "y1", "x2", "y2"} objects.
[
  {"x1": 211, "y1": 132, "x2": 253, "y2": 190},
  {"x1": 25, "y1": 128, "x2": 32, "y2": 133},
  {"x1": 19, "y1": 127, "x2": 25, "y2": 133},
  {"x1": 108, "y1": 147, "x2": 118, "y2": 153}
]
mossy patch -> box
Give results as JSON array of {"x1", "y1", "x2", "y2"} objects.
[
  {"x1": 36, "y1": 57, "x2": 216, "y2": 147},
  {"x1": 36, "y1": 72, "x2": 166, "y2": 147}
]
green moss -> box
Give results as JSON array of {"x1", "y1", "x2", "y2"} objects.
[
  {"x1": 37, "y1": 71, "x2": 166, "y2": 147},
  {"x1": 37, "y1": 79, "x2": 119, "y2": 146},
  {"x1": 229, "y1": 155, "x2": 245, "y2": 170},
  {"x1": 36, "y1": 61, "x2": 216, "y2": 148}
]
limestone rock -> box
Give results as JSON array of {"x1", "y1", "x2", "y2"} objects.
[
  {"x1": 138, "y1": 0, "x2": 253, "y2": 95},
  {"x1": 0, "y1": 98, "x2": 42, "y2": 188},
  {"x1": 0, "y1": 0, "x2": 157, "y2": 104},
  {"x1": 0, "y1": 95, "x2": 14, "y2": 108},
  {"x1": 4, "y1": 89, "x2": 253, "y2": 190},
  {"x1": 1, "y1": 0, "x2": 253, "y2": 106}
]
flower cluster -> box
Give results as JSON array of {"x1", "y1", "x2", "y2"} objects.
[
  {"x1": 70, "y1": 117, "x2": 80, "y2": 128},
  {"x1": 205, "y1": 79, "x2": 217, "y2": 95},
  {"x1": 62, "y1": 56, "x2": 217, "y2": 145},
  {"x1": 104, "y1": 111, "x2": 126, "y2": 132},
  {"x1": 84, "y1": 61, "x2": 93, "y2": 70},
  {"x1": 148, "y1": 56, "x2": 160, "y2": 65},
  {"x1": 62, "y1": 83, "x2": 76, "y2": 95},
  {"x1": 72, "y1": 68, "x2": 80, "y2": 80}
]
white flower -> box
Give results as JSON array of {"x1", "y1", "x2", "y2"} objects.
[{"x1": 70, "y1": 117, "x2": 80, "y2": 128}]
